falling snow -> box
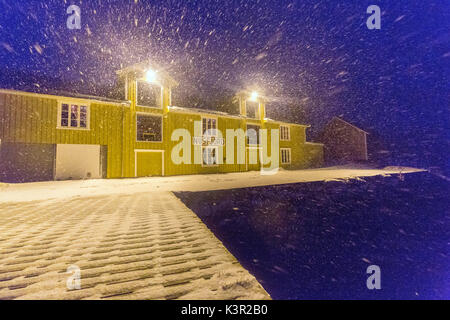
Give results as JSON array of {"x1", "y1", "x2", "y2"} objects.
[
  {"x1": 0, "y1": 0, "x2": 448, "y2": 301},
  {"x1": 0, "y1": 1, "x2": 444, "y2": 175}
]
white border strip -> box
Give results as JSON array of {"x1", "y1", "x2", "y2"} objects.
[{"x1": 134, "y1": 149, "x2": 165, "y2": 177}]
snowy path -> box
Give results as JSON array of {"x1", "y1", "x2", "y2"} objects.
[
  {"x1": 0, "y1": 166, "x2": 424, "y2": 204},
  {"x1": 0, "y1": 166, "x2": 424, "y2": 299},
  {"x1": 0, "y1": 192, "x2": 269, "y2": 299}
]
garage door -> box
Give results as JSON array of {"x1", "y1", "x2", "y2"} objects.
[
  {"x1": 136, "y1": 151, "x2": 163, "y2": 177},
  {"x1": 0, "y1": 142, "x2": 55, "y2": 183},
  {"x1": 55, "y1": 144, "x2": 103, "y2": 180}
]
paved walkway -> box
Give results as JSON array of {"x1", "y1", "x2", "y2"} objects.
[{"x1": 0, "y1": 192, "x2": 269, "y2": 300}]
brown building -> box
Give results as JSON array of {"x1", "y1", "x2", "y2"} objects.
[{"x1": 317, "y1": 117, "x2": 368, "y2": 163}]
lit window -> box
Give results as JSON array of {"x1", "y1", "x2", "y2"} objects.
[
  {"x1": 281, "y1": 148, "x2": 291, "y2": 164},
  {"x1": 137, "y1": 81, "x2": 162, "y2": 108},
  {"x1": 80, "y1": 106, "x2": 88, "y2": 128},
  {"x1": 136, "y1": 114, "x2": 162, "y2": 142},
  {"x1": 280, "y1": 125, "x2": 290, "y2": 141},
  {"x1": 59, "y1": 102, "x2": 89, "y2": 129},
  {"x1": 202, "y1": 117, "x2": 217, "y2": 137},
  {"x1": 202, "y1": 146, "x2": 218, "y2": 166},
  {"x1": 245, "y1": 100, "x2": 259, "y2": 119},
  {"x1": 246, "y1": 124, "x2": 260, "y2": 145}
]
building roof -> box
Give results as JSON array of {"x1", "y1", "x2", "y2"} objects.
[
  {"x1": 330, "y1": 116, "x2": 369, "y2": 134},
  {"x1": 0, "y1": 89, "x2": 130, "y2": 106},
  {"x1": 0, "y1": 88, "x2": 311, "y2": 128},
  {"x1": 168, "y1": 105, "x2": 240, "y2": 117},
  {"x1": 169, "y1": 106, "x2": 310, "y2": 127},
  {"x1": 264, "y1": 117, "x2": 310, "y2": 127}
]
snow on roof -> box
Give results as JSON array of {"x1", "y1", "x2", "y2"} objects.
[
  {"x1": 168, "y1": 105, "x2": 243, "y2": 118},
  {"x1": 169, "y1": 106, "x2": 310, "y2": 127},
  {"x1": 50, "y1": 90, "x2": 128, "y2": 104},
  {"x1": 0, "y1": 89, "x2": 129, "y2": 106},
  {"x1": 331, "y1": 116, "x2": 369, "y2": 134},
  {"x1": 264, "y1": 117, "x2": 310, "y2": 127}
]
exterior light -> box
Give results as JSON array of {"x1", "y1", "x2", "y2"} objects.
[
  {"x1": 145, "y1": 69, "x2": 157, "y2": 83},
  {"x1": 249, "y1": 91, "x2": 258, "y2": 101}
]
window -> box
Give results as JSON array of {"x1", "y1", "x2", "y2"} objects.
[
  {"x1": 281, "y1": 148, "x2": 291, "y2": 164},
  {"x1": 58, "y1": 102, "x2": 89, "y2": 129},
  {"x1": 246, "y1": 124, "x2": 260, "y2": 145},
  {"x1": 137, "y1": 81, "x2": 162, "y2": 108},
  {"x1": 202, "y1": 117, "x2": 217, "y2": 137},
  {"x1": 245, "y1": 100, "x2": 259, "y2": 119},
  {"x1": 136, "y1": 114, "x2": 162, "y2": 142},
  {"x1": 202, "y1": 146, "x2": 218, "y2": 166},
  {"x1": 280, "y1": 125, "x2": 290, "y2": 141}
]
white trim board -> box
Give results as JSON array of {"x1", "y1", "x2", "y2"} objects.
[
  {"x1": 134, "y1": 149, "x2": 165, "y2": 177},
  {"x1": 279, "y1": 125, "x2": 290, "y2": 141},
  {"x1": 201, "y1": 115, "x2": 219, "y2": 138},
  {"x1": 135, "y1": 112, "x2": 164, "y2": 143},
  {"x1": 56, "y1": 100, "x2": 91, "y2": 131},
  {"x1": 135, "y1": 80, "x2": 163, "y2": 109},
  {"x1": 280, "y1": 147, "x2": 292, "y2": 165},
  {"x1": 244, "y1": 100, "x2": 260, "y2": 119}
]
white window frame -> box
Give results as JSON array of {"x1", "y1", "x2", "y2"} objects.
[
  {"x1": 201, "y1": 145, "x2": 219, "y2": 167},
  {"x1": 245, "y1": 100, "x2": 259, "y2": 119},
  {"x1": 135, "y1": 112, "x2": 163, "y2": 143},
  {"x1": 134, "y1": 149, "x2": 165, "y2": 177},
  {"x1": 280, "y1": 125, "x2": 290, "y2": 141},
  {"x1": 201, "y1": 116, "x2": 218, "y2": 138},
  {"x1": 136, "y1": 80, "x2": 163, "y2": 109},
  {"x1": 57, "y1": 100, "x2": 90, "y2": 130},
  {"x1": 246, "y1": 123, "x2": 261, "y2": 146},
  {"x1": 124, "y1": 75, "x2": 129, "y2": 101},
  {"x1": 280, "y1": 148, "x2": 291, "y2": 164}
]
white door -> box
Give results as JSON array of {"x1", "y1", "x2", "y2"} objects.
[{"x1": 55, "y1": 144, "x2": 101, "y2": 180}]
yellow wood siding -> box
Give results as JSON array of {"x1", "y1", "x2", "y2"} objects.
[
  {"x1": 136, "y1": 151, "x2": 163, "y2": 177},
  {"x1": 164, "y1": 111, "x2": 198, "y2": 175},
  {"x1": 0, "y1": 88, "x2": 323, "y2": 181},
  {"x1": 0, "y1": 92, "x2": 129, "y2": 179}
]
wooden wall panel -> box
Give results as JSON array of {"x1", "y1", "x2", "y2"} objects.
[
  {"x1": 0, "y1": 89, "x2": 324, "y2": 180},
  {"x1": 0, "y1": 92, "x2": 128, "y2": 179}
]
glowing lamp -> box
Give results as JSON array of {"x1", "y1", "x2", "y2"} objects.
[
  {"x1": 249, "y1": 91, "x2": 258, "y2": 101},
  {"x1": 145, "y1": 69, "x2": 157, "y2": 83}
]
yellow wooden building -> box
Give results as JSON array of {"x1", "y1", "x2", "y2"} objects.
[{"x1": 0, "y1": 62, "x2": 323, "y2": 182}]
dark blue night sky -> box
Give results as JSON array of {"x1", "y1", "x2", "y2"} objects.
[{"x1": 0, "y1": 1, "x2": 449, "y2": 172}]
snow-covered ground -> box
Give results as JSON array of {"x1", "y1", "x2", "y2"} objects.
[
  {"x1": 0, "y1": 165, "x2": 429, "y2": 300},
  {"x1": 0, "y1": 165, "x2": 425, "y2": 204},
  {"x1": 0, "y1": 192, "x2": 270, "y2": 300}
]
